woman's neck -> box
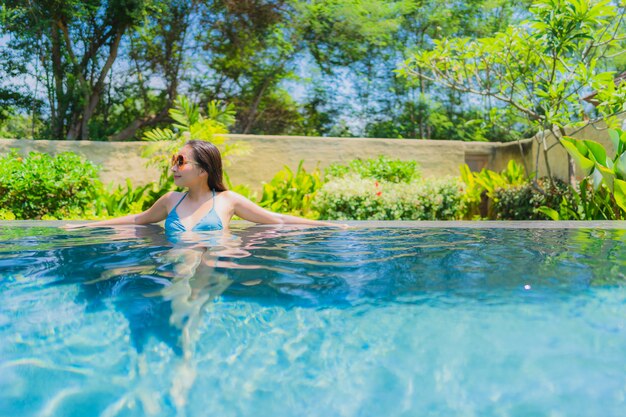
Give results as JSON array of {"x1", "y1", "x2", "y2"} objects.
[{"x1": 185, "y1": 184, "x2": 213, "y2": 201}]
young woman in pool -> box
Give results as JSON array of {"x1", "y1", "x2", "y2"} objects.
[{"x1": 67, "y1": 140, "x2": 345, "y2": 231}]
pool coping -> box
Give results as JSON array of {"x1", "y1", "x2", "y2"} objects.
[{"x1": 2, "y1": 220, "x2": 626, "y2": 229}]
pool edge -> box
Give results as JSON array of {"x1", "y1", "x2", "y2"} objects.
[{"x1": 2, "y1": 220, "x2": 626, "y2": 229}]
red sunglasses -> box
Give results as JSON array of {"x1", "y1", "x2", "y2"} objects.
[{"x1": 170, "y1": 154, "x2": 198, "y2": 168}]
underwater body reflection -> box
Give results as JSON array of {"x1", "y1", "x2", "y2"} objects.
[{"x1": 1, "y1": 225, "x2": 626, "y2": 416}]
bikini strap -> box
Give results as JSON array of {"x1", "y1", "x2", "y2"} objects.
[
  {"x1": 172, "y1": 192, "x2": 188, "y2": 211},
  {"x1": 210, "y1": 189, "x2": 217, "y2": 211}
]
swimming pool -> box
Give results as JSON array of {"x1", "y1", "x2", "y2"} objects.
[{"x1": 1, "y1": 221, "x2": 625, "y2": 416}]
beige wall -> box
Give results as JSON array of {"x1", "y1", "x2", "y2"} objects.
[{"x1": 0, "y1": 131, "x2": 598, "y2": 192}]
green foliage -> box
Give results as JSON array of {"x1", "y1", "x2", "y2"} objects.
[
  {"x1": 493, "y1": 177, "x2": 572, "y2": 220},
  {"x1": 314, "y1": 174, "x2": 465, "y2": 220},
  {"x1": 0, "y1": 209, "x2": 16, "y2": 220},
  {"x1": 1, "y1": 0, "x2": 151, "y2": 140},
  {"x1": 555, "y1": 129, "x2": 626, "y2": 218},
  {"x1": 0, "y1": 112, "x2": 45, "y2": 140},
  {"x1": 538, "y1": 178, "x2": 619, "y2": 220},
  {"x1": 402, "y1": 0, "x2": 625, "y2": 129},
  {"x1": 364, "y1": 97, "x2": 529, "y2": 142},
  {"x1": 1, "y1": 0, "x2": 531, "y2": 141},
  {"x1": 95, "y1": 179, "x2": 163, "y2": 218},
  {"x1": 326, "y1": 156, "x2": 420, "y2": 183},
  {"x1": 0, "y1": 150, "x2": 101, "y2": 219},
  {"x1": 142, "y1": 95, "x2": 249, "y2": 191},
  {"x1": 259, "y1": 161, "x2": 323, "y2": 219},
  {"x1": 401, "y1": 0, "x2": 626, "y2": 177},
  {"x1": 459, "y1": 160, "x2": 529, "y2": 218}
]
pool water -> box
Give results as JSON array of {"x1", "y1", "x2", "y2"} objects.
[{"x1": 1, "y1": 224, "x2": 625, "y2": 416}]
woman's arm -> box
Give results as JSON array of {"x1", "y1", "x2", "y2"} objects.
[
  {"x1": 63, "y1": 192, "x2": 174, "y2": 229},
  {"x1": 228, "y1": 191, "x2": 347, "y2": 228}
]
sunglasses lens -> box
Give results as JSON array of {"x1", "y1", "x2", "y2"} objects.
[{"x1": 171, "y1": 154, "x2": 185, "y2": 167}]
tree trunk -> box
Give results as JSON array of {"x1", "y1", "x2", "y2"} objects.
[
  {"x1": 50, "y1": 23, "x2": 65, "y2": 139},
  {"x1": 242, "y1": 76, "x2": 272, "y2": 134},
  {"x1": 108, "y1": 107, "x2": 170, "y2": 141},
  {"x1": 65, "y1": 29, "x2": 124, "y2": 140},
  {"x1": 418, "y1": 76, "x2": 425, "y2": 139},
  {"x1": 568, "y1": 154, "x2": 576, "y2": 187}
]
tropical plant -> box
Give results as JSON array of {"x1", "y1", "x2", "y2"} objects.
[
  {"x1": 545, "y1": 129, "x2": 626, "y2": 219},
  {"x1": 142, "y1": 95, "x2": 249, "y2": 191},
  {"x1": 460, "y1": 159, "x2": 529, "y2": 218},
  {"x1": 538, "y1": 177, "x2": 619, "y2": 220},
  {"x1": 0, "y1": 209, "x2": 16, "y2": 220},
  {"x1": 259, "y1": 161, "x2": 323, "y2": 219},
  {"x1": 95, "y1": 179, "x2": 163, "y2": 218}
]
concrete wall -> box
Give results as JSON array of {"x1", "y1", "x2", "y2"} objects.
[{"x1": 0, "y1": 132, "x2": 586, "y2": 192}]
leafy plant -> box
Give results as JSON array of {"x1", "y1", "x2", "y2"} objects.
[
  {"x1": 95, "y1": 179, "x2": 163, "y2": 218},
  {"x1": 142, "y1": 95, "x2": 249, "y2": 191},
  {"x1": 538, "y1": 177, "x2": 619, "y2": 220},
  {"x1": 460, "y1": 159, "x2": 529, "y2": 218},
  {"x1": 493, "y1": 177, "x2": 572, "y2": 220},
  {"x1": 0, "y1": 209, "x2": 16, "y2": 220},
  {"x1": 0, "y1": 150, "x2": 101, "y2": 219},
  {"x1": 259, "y1": 161, "x2": 323, "y2": 218},
  {"x1": 326, "y1": 155, "x2": 420, "y2": 183},
  {"x1": 559, "y1": 128, "x2": 626, "y2": 218}
]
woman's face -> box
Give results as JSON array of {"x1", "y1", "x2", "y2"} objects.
[{"x1": 171, "y1": 145, "x2": 205, "y2": 187}]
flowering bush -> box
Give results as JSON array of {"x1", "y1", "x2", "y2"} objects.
[{"x1": 313, "y1": 174, "x2": 465, "y2": 220}]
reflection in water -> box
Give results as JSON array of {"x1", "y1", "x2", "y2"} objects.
[{"x1": 64, "y1": 225, "x2": 296, "y2": 415}]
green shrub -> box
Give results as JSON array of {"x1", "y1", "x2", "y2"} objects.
[
  {"x1": 95, "y1": 179, "x2": 163, "y2": 217},
  {"x1": 492, "y1": 178, "x2": 572, "y2": 220},
  {"x1": 0, "y1": 149, "x2": 101, "y2": 219},
  {"x1": 326, "y1": 155, "x2": 420, "y2": 183},
  {"x1": 259, "y1": 161, "x2": 322, "y2": 218},
  {"x1": 313, "y1": 174, "x2": 465, "y2": 220},
  {"x1": 539, "y1": 178, "x2": 621, "y2": 220},
  {"x1": 460, "y1": 159, "x2": 529, "y2": 219},
  {"x1": 0, "y1": 209, "x2": 16, "y2": 220}
]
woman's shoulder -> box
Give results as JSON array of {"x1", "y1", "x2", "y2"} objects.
[
  {"x1": 216, "y1": 190, "x2": 250, "y2": 209},
  {"x1": 159, "y1": 191, "x2": 185, "y2": 210},
  {"x1": 217, "y1": 190, "x2": 247, "y2": 202}
]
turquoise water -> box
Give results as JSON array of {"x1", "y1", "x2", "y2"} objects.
[{"x1": 1, "y1": 224, "x2": 625, "y2": 416}]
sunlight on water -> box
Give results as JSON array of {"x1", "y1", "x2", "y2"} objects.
[{"x1": 0, "y1": 225, "x2": 625, "y2": 416}]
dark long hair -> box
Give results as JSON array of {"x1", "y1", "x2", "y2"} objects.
[{"x1": 186, "y1": 140, "x2": 227, "y2": 191}]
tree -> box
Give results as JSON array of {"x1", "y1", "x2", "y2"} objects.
[
  {"x1": 399, "y1": 0, "x2": 626, "y2": 182},
  {"x1": 1, "y1": 0, "x2": 149, "y2": 140},
  {"x1": 105, "y1": 0, "x2": 196, "y2": 140}
]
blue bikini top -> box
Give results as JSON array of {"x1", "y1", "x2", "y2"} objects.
[{"x1": 165, "y1": 191, "x2": 223, "y2": 233}]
